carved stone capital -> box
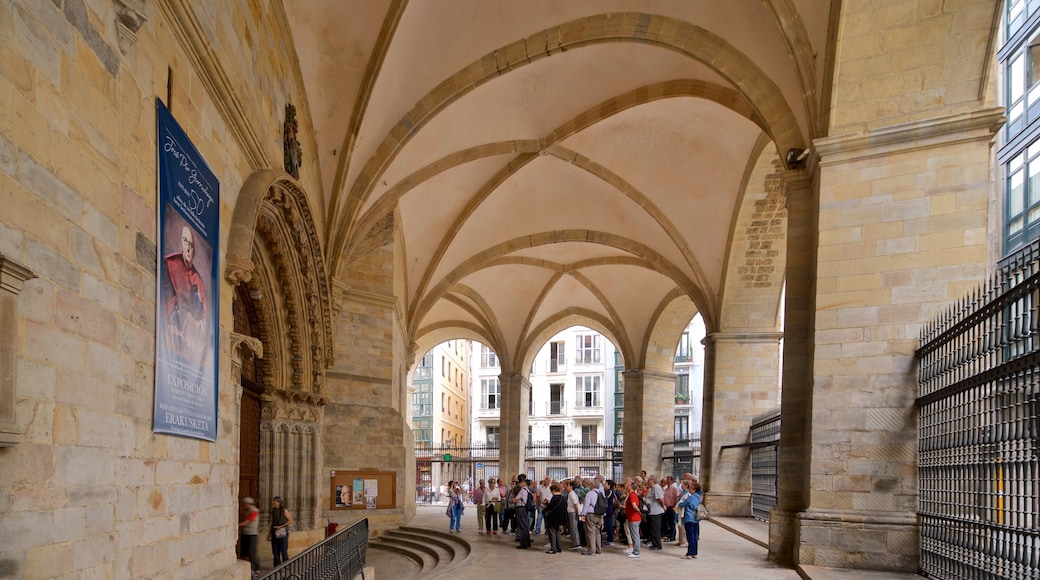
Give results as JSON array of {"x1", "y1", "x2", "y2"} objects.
[
  {"x1": 225, "y1": 256, "x2": 255, "y2": 285},
  {"x1": 114, "y1": 0, "x2": 148, "y2": 55}
]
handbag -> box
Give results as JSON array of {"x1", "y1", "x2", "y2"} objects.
[
  {"x1": 695, "y1": 501, "x2": 709, "y2": 521},
  {"x1": 274, "y1": 526, "x2": 288, "y2": 538}
]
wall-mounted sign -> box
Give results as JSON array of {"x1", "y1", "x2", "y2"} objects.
[{"x1": 153, "y1": 98, "x2": 219, "y2": 441}]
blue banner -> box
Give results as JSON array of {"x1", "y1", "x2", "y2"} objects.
[{"x1": 154, "y1": 98, "x2": 219, "y2": 441}]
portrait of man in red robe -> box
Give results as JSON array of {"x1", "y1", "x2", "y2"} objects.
[{"x1": 161, "y1": 225, "x2": 208, "y2": 363}]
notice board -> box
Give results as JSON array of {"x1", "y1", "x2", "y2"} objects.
[{"x1": 330, "y1": 470, "x2": 396, "y2": 510}]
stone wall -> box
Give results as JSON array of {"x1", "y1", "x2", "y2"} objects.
[{"x1": 0, "y1": 1, "x2": 322, "y2": 577}]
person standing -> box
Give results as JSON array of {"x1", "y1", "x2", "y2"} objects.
[
  {"x1": 646, "y1": 475, "x2": 665, "y2": 550},
  {"x1": 238, "y1": 497, "x2": 260, "y2": 578},
  {"x1": 448, "y1": 481, "x2": 463, "y2": 532},
  {"x1": 484, "y1": 478, "x2": 500, "y2": 535},
  {"x1": 603, "y1": 479, "x2": 617, "y2": 546},
  {"x1": 513, "y1": 478, "x2": 532, "y2": 549},
  {"x1": 662, "y1": 475, "x2": 679, "y2": 542},
  {"x1": 580, "y1": 476, "x2": 605, "y2": 555},
  {"x1": 502, "y1": 476, "x2": 518, "y2": 534},
  {"x1": 474, "y1": 479, "x2": 487, "y2": 534},
  {"x1": 677, "y1": 480, "x2": 703, "y2": 559},
  {"x1": 270, "y1": 496, "x2": 293, "y2": 567},
  {"x1": 533, "y1": 476, "x2": 551, "y2": 534},
  {"x1": 623, "y1": 480, "x2": 642, "y2": 558},
  {"x1": 566, "y1": 480, "x2": 583, "y2": 550},
  {"x1": 543, "y1": 484, "x2": 567, "y2": 554}
]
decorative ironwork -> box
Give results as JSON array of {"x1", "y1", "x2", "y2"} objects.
[
  {"x1": 283, "y1": 103, "x2": 302, "y2": 180},
  {"x1": 917, "y1": 240, "x2": 1040, "y2": 580},
  {"x1": 259, "y1": 517, "x2": 367, "y2": 580}
]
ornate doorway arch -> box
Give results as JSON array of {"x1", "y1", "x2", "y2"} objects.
[{"x1": 227, "y1": 170, "x2": 334, "y2": 534}]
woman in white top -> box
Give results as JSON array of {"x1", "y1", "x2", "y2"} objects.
[{"x1": 485, "y1": 478, "x2": 501, "y2": 535}]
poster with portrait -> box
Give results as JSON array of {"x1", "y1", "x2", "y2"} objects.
[{"x1": 153, "y1": 98, "x2": 220, "y2": 441}]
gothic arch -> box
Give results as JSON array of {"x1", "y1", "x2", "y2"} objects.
[{"x1": 228, "y1": 170, "x2": 333, "y2": 532}]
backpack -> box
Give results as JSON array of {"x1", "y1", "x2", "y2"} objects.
[
  {"x1": 638, "y1": 494, "x2": 650, "y2": 515},
  {"x1": 524, "y1": 488, "x2": 535, "y2": 511},
  {"x1": 593, "y1": 490, "x2": 607, "y2": 515}
]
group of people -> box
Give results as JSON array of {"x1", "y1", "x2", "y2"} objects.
[
  {"x1": 238, "y1": 495, "x2": 294, "y2": 577},
  {"x1": 459, "y1": 470, "x2": 703, "y2": 560}
]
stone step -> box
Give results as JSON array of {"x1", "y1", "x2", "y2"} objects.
[{"x1": 366, "y1": 527, "x2": 471, "y2": 579}]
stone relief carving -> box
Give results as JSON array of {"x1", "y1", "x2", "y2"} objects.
[{"x1": 283, "y1": 103, "x2": 302, "y2": 179}]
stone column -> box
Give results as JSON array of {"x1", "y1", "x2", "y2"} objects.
[
  {"x1": 769, "y1": 169, "x2": 817, "y2": 565},
  {"x1": 797, "y1": 108, "x2": 1003, "y2": 571},
  {"x1": 0, "y1": 255, "x2": 35, "y2": 447},
  {"x1": 700, "y1": 331, "x2": 783, "y2": 516},
  {"x1": 498, "y1": 373, "x2": 530, "y2": 480},
  {"x1": 621, "y1": 369, "x2": 675, "y2": 477}
]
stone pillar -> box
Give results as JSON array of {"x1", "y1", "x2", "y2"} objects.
[
  {"x1": 498, "y1": 373, "x2": 530, "y2": 480},
  {"x1": 700, "y1": 331, "x2": 783, "y2": 516},
  {"x1": 770, "y1": 169, "x2": 817, "y2": 565},
  {"x1": 0, "y1": 255, "x2": 35, "y2": 447},
  {"x1": 621, "y1": 369, "x2": 675, "y2": 477},
  {"x1": 797, "y1": 108, "x2": 1003, "y2": 571}
]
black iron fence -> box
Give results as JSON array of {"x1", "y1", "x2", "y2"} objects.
[
  {"x1": 749, "y1": 409, "x2": 780, "y2": 521},
  {"x1": 259, "y1": 517, "x2": 368, "y2": 580},
  {"x1": 916, "y1": 241, "x2": 1040, "y2": 580},
  {"x1": 661, "y1": 438, "x2": 702, "y2": 480}
]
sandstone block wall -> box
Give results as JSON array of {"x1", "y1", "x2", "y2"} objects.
[{"x1": 0, "y1": 1, "x2": 323, "y2": 577}]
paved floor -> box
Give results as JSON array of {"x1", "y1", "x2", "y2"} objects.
[{"x1": 376, "y1": 506, "x2": 925, "y2": 580}]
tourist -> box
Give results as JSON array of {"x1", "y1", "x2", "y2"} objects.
[
  {"x1": 677, "y1": 480, "x2": 704, "y2": 559},
  {"x1": 622, "y1": 480, "x2": 642, "y2": 558},
  {"x1": 270, "y1": 496, "x2": 293, "y2": 566}
]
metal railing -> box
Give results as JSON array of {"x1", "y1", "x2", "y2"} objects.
[
  {"x1": 259, "y1": 518, "x2": 368, "y2": 580},
  {"x1": 749, "y1": 409, "x2": 780, "y2": 521},
  {"x1": 661, "y1": 438, "x2": 702, "y2": 480},
  {"x1": 916, "y1": 240, "x2": 1040, "y2": 580}
]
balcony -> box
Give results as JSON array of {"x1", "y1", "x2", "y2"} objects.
[
  {"x1": 476, "y1": 403, "x2": 500, "y2": 419},
  {"x1": 573, "y1": 400, "x2": 602, "y2": 416},
  {"x1": 547, "y1": 359, "x2": 566, "y2": 374},
  {"x1": 545, "y1": 400, "x2": 564, "y2": 416}
]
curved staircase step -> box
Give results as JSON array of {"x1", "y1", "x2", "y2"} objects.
[{"x1": 367, "y1": 527, "x2": 472, "y2": 578}]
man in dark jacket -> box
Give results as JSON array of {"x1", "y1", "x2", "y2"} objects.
[
  {"x1": 513, "y1": 477, "x2": 532, "y2": 549},
  {"x1": 543, "y1": 484, "x2": 567, "y2": 553}
]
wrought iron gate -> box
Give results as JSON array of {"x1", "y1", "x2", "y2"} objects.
[
  {"x1": 916, "y1": 242, "x2": 1040, "y2": 579},
  {"x1": 750, "y1": 409, "x2": 780, "y2": 521}
]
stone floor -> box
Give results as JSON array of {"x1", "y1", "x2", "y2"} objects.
[{"x1": 361, "y1": 505, "x2": 926, "y2": 580}]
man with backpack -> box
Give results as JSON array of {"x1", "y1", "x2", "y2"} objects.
[{"x1": 579, "y1": 475, "x2": 607, "y2": 555}]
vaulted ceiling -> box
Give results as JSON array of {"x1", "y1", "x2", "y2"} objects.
[{"x1": 283, "y1": 0, "x2": 833, "y2": 371}]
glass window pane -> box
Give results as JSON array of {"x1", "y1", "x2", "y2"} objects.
[
  {"x1": 1010, "y1": 168, "x2": 1025, "y2": 217},
  {"x1": 1010, "y1": 100, "x2": 1025, "y2": 129},
  {"x1": 1012, "y1": 55, "x2": 1026, "y2": 101},
  {"x1": 1029, "y1": 161, "x2": 1040, "y2": 207},
  {"x1": 1030, "y1": 39, "x2": 1040, "y2": 92},
  {"x1": 1010, "y1": 0, "x2": 1025, "y2": 36},
  {"x1": 1029, "y1": 206, "x2": 1040, "y2": 226}
]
